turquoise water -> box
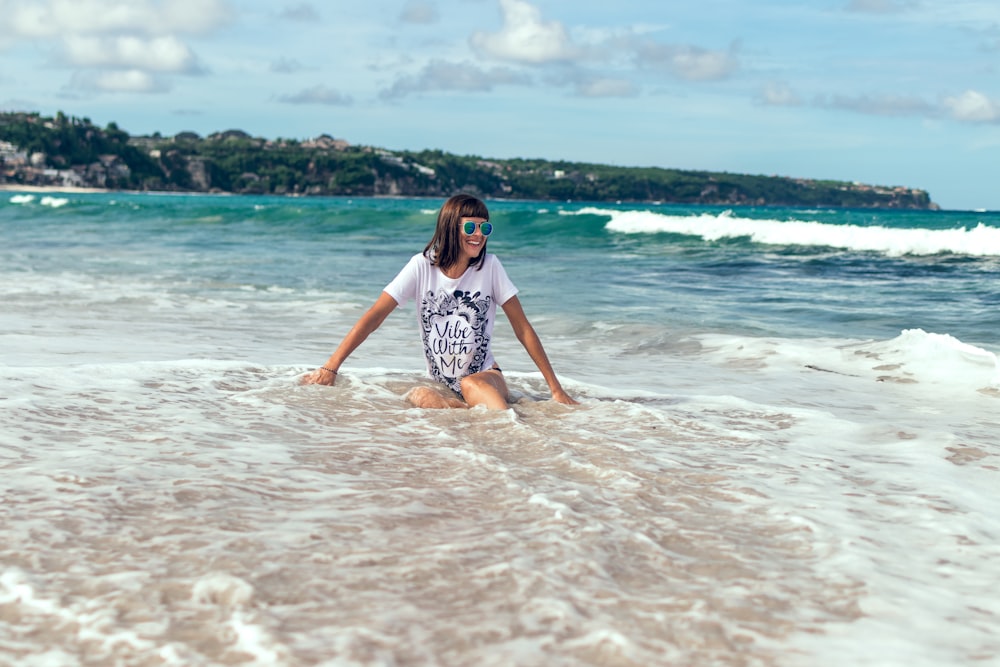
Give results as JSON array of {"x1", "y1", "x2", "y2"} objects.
[
  {"x1": 2, "y1": 192, "x2": 999, "y2": 666},
  {"x1": 6, "y1": 194, "x2": 999, "y2": 345}
]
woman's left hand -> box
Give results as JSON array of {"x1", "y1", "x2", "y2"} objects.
[
  {"x1": 551, "y1": 388, "x2": 579, "y2": 405},
  {"x1": 301, "y1": 368, "x2": 337, "y2": 386}
]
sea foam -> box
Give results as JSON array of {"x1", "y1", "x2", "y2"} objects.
[
  {"x1": 696, "y1": 328, "x2": 999, "y2": 394},
  {"x1": 577, "y1": 207, "x2": 1000, "y2": 257}
]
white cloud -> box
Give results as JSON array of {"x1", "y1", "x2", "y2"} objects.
[
  {"x1": 758, "y1": 82, "x2": 803, "y2": 107},
  {"x1": 470, "y1": 0, "x2": 578, "y2": 64},
  {"x1": 278, "y1": 3, "x2": 320, "y2": 23},
  {"x1": 62, "y1": 35, "x2": 200, "y2": 73},
  {"x1": 943, "y1": 89, "x2": 1000, "y2": 122},
  {"x1": 671, "y1": 46, "x2": 738, "y2": 81},
  {"x1": 4, "y1": 0, "x2": 231, "y2": 38},
  {"x1": 635, "y1": 41, "x2": 739, "y2": 81},
  {"x1": 573, "y1": 77, "x2": 638, "y2": 98},
  {"x1": 270, "y1": 57, "x2": 307, "y2": 74},
  {"x1": 0, "y1": 0, "x2": 231, "y2": 97},
  {"x1": 277, "y1": 85, "x2": 353, "y2": 106},
  {"x1": 845, "y1": 0, "x2": 916, "y2": 14},
  {"x1": 149, "y1": 0, "x2": 232, "y2": 33},
  {"x1": 760, "y1": 85, "x2": 1000, "y2": 125},
  {"x1": 380, "y1": 60, "x2": 530, "y2": 99},
  {"x1": 400, "y1": 1, "x2": 438, "y2": 25},
  {"x1": 844, "y1": 1, "x2": 1000, "y2": 29},
  {"x1": 819, "y1": 92, "x2": 934, "y2": 116},
  {"x1": 67, "y1": 69, "x2": 170, "y2": 93}
]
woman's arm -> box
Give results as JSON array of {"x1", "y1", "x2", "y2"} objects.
[
  {"x1": 501, "y1": 296, "x2": 578, "y2": 405},
  {"x1": 302, "y1": 291, "x2": 399, "y2": 385}
]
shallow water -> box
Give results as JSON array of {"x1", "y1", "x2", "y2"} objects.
[{"x1": 2, "y1": 193, "x2": 999, "y2": 665}]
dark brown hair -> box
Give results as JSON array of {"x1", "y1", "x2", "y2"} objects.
[{"x1": 423, "y1": 194, "x2": 490, "y2": 272}]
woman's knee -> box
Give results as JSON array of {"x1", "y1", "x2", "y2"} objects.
[
  {"x1": 460, "y1": 372, "x2": 494, "y2": 394},
  {"x1": 407, "y1": 386, "x2": 465, "y2": 409},
  {"x1": 460, "y1": 371, "x2": 509, "y2": 408}
]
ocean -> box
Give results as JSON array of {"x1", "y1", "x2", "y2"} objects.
[{"x1": 2, "y1": 192, "x2": 998, "y2": 666}]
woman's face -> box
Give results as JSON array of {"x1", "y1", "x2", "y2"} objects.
[{"x1": 458, "y1": 217, "x2": 489, "y2": 262}]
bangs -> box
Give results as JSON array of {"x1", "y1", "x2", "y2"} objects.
[{"x1": 457, "y1": 199, "x2": 489, "y2": 221}]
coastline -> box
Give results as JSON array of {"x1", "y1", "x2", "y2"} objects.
[
  {"x1": 0, "y1": 112, "x2": 938, "y2": 210},
  {"x1": 0, "y1": 184, "x2": 981, "y2": 213},
  {"x1": 0, "y1": 184, "x2": 109, "y2": 194},
  {"x1": 0, "y1": 183, "x2": 111, "y2": 194}
]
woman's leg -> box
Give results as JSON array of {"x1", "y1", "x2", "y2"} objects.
[
  {"x1": 405, "y1": 368, "x2": 510, "y2": 410},
  {"x1": 459, "y1": 369, "x2": 510, "y2": 410},
  {"x1": 406, "y1": 386, "x2": 467, "y2": 409}
]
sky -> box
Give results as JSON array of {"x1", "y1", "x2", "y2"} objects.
[{"x1": 1, "y1": 0, "x2": 998, "y2": 210}]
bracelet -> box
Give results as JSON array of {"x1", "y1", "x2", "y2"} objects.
[{"x1": 321, "y1": 367, "x2": 338, "y2": 374}]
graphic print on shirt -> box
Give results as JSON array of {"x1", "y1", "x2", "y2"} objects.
[{"x1": 420, "y1": 289, "x2": 492, "y2": 393}]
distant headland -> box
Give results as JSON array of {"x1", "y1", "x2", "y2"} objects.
[{"x1": 0, "y1": 111, "x2": 937, "y2": 209}]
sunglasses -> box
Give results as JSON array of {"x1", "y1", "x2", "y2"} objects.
[{"x1": 462, "y1": 220, "x2": 493, "y2": 236}]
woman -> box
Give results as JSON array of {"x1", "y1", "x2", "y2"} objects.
[{"x1": 302, "y1": 194, "x2": 577, "y2": 409}]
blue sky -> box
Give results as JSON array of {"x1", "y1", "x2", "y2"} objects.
[{"x1": 1, "y1": 0, "x2": 998, "y2": 210}]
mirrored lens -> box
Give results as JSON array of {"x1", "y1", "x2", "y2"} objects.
[{"x1": 462, "y1": 221, "x2": 492, "y2": 236}]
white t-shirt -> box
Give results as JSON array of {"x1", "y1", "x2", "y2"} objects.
[{"x1": 384, "y1": 253, "x2": 519, "y2": 394}]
